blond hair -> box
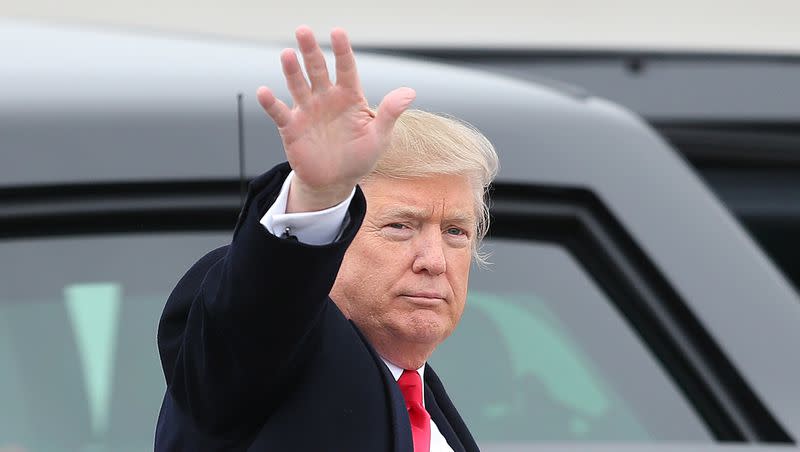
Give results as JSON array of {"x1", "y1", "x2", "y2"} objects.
[{"x1": 364, "y1": 109, "x2": 499, "y2": 265}]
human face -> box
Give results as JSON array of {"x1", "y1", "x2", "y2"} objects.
[{"x1": 330, "y1": 174, "x2": 475, "y2": 363}]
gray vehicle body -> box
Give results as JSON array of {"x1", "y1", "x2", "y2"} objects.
[
  {"x1": 1, "y1": 20, "x2": 798, "y2": 451},
  {"x1": 391, "y1": 48, "x2": 800, "y2": 295}
]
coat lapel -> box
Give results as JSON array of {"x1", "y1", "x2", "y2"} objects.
[
  {"x1": 425, "y1": 365, "x2": 480, "y2": 452},
  {"x1": 349, "y1": 321, "x2": 414, "y2": 452},
  {"x1": 424, "y1": 383, "x2": 465, "y2": 452}
]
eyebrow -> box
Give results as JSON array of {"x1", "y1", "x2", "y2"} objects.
[{"x1": 378, "y1": 206, "x2": 476, "y2": 226}]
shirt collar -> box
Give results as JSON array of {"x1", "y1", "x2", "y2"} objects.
[{"x1": 381, "y1": 357, "x2": 426, "y2": 382}]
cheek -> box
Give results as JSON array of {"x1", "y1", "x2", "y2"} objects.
[
  {"x1": 336, "y1": 249, "x2": 372, "y2": 295},
  {"x1": 334, "y1": 237, "x2": 401, "y2": 302},
  {"x1": 446, "y1": 259, "x2": 471, "y2": 322},
  {"x1": 448, "y1": 251, "x2": 472, "y2": 291},
  {"x1": 344, "y1": 235, "x2": 396, "y2": 275}
]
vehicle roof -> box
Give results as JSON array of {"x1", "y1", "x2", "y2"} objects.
[
  {"x1": 415, "y1": 51, "x2": 800, "y2": 121},
  {"x1": 2, "y1": 20, "x2": 800, "y2": 440},
  {"x1": 7, "y1": 2, "x2": 800, "y2": 54}
]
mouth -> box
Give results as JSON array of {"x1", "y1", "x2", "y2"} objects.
[{"x1": 399, "y1": 293, "x2": 447, "y2": 307}]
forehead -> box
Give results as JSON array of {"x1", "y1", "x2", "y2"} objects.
[{"x1": 362, "y1": 174, "x2": 475, "y2": 219}]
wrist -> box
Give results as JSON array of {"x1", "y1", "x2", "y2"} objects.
[{"x1": 286, "y1": 177, "x2": 355, "y2": 213}]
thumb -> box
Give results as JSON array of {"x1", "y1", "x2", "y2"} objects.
[{"x1": 372, "y1": 87, "x2": 416, "y2": 140}]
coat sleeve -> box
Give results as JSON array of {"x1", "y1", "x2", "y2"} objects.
[{"x1": 157, "y1": 162, "x2": 367, "y2": 436}]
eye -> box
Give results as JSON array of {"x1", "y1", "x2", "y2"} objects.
[
  {"x1": 446, "y1": 227, "x2": 466, "y2": 236},
  {"x1": 382, "y1": 222, "x2": 413, "y2": 240}
]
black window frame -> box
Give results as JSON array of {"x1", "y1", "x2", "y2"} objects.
[{"x1": 0, "y1": 179, "x2": 793, "y2": 443}]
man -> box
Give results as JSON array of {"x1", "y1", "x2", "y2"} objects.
[{"x1": 155, "y1": 25, "x2": 498, "y2": 451}]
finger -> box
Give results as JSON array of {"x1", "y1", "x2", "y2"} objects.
[
  {"x1": 257, "y1": 86, "x2": 292, "y2": 128},
  {"x1": 295, "y1": 25, "x2": 333, "y2": 92},
  {"x1": 372, "y1": 87, "x2": 417, "y2": 139},
  {"x1": 331, "y1": 28, "x2": 360, "y2": 90},
  {"x1": 281, "y1": 48, "x2": 311, "y2": 105}
]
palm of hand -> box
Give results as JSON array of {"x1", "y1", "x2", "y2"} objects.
[
  {"x1": 280, "y1": 91, "x2": 379, "y2": 191},
  {"x1": 256, "y1": 26, "x2": 415, "y2": 209}
]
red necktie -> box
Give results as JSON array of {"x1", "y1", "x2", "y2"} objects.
[{"x1": 398, "y1": 369, "x2": 431, "y2": 452}]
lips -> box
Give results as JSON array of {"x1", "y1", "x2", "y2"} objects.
[
  {"x1": 399, "y1": 292, "x2": 447, "y2": 306},
  {"x1": 404, "y1": 291, "x2": 446, "y2": 299}
]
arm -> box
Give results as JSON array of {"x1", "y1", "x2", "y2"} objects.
[
  {"x1": 158, "y1": 163, "x2": 365, "y2": 435},
  {"x1": 157, "y1": 26, "x2": 415, "y2": 435},
  {"x1": 260, "y1": 170, "x2": 355, "y2": 245}
]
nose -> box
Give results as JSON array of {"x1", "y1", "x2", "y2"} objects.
[{"x1": 411, "y1": 229, "x2": 447, "y2": 275}]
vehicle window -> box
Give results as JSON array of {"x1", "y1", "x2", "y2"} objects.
[
  {"x1": 0, "y1": 233, "x2": 711, "y2": 451},
  {"x1": 431, "y1": 239, "x2": 713, "y2": 443},
  {"x1": 0, "y1": 233, "x2": 229, "y2": 452}
]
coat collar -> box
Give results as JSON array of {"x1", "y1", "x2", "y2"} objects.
[{"x1": 349, "y1": 320, "x2": 414, "y2": 452}]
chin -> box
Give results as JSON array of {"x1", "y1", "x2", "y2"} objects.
[{"x1": 397, "y1": 312, "x2": 452, "y2": 345}]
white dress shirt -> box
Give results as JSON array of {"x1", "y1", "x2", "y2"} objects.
[
  {"x1": 260, "y1": 171, "x2": 354, "y2": 245},
  {"x1": 381, "y1": 360, "x2": 456, "y2": 452},
  {"x1": 260, "y1": 171, "x2": 456, "y2": 452}
]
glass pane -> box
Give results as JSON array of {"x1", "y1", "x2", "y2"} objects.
[
  {"x1": 0, "y1": 233, "x2": 229, "y2": 452},
  {"x1": 0, "y1": 233, "x2": 712, "y2": 451},
  {"x1": 431, "y1": 239, "x2": 713, "y2": 443}
]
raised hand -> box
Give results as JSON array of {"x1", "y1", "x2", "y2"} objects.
[{"x1": 256, "y1": 26, "x2": 416, "y2": 212}]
